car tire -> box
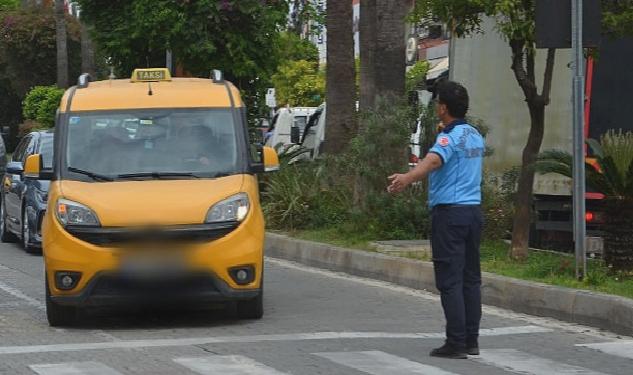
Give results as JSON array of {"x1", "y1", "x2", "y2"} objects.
[
  {"x1": 0, "y1": 202, "x2": 17, "y2": 243},
  {"x1": 22, "y1": 208, "x2": 37, "y2": 254},
  {"x1": 45, "y1": 276, "x2": 79, "y2": 327},
  {"x1": 236, "y1": 291, "x2": 263, "y2": 320},
  {"x1": 236, "y1": 272, "x2": 264, "y2": 320}
]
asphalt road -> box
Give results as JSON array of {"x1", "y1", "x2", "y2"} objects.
[{"x1": 0, "y1": 241, "x2": 631, "y2": 375}]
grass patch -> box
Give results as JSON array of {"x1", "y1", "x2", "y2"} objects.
[
  {"x1": 480, "y1": 241, "x2": 633, "y2": 299},
  {"x1": 281, "y1": 227, "x2": 376, "y2": 251},
  {"x1": 283, "y1": 228, "x2": 633, "y2": 299}
]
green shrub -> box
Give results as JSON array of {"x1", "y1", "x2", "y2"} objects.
[
  {"x1": 22, "y1": 86, "x2": 64, "y2": 128},
  {"x1": 262, "y1": 151, "x2": 350, "y2": 231},
  {"x1": 481, "y1": 171, "x2": 515, "y2": 240}
]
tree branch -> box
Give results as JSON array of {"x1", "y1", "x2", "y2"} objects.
[
  {"x1": 510, "y1": 39, "x2": 537, "y2": 101},
  {"x1": 541, "y1": 48, "x2": 556, "y2": 105},
  {"x1": 527, "y1": 47, "x2": 535, "y2": 84}
]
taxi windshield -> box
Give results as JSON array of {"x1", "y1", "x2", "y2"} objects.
[{"x1": 64, "y1": 109, "x2": 241, "y2": 180}]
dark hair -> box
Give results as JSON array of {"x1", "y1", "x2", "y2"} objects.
[{"x1": 437, "y1": 80, "x2": 469, "y2": 118}]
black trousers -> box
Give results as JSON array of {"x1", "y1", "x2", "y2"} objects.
[{"x1": 431, "y1": 205, "x2": 483, "y2": 348}]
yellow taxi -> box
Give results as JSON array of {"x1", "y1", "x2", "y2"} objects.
[{"x1": 24, "y1": 68, "x2": 279, "y2": 326}]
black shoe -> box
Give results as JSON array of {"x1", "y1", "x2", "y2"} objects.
[
  {"x1": 430, "y1": 343, "x2": 468, "y2": 359},
  {"x1": 466, "y1": 339, "x2": 479, "y2": 355}
]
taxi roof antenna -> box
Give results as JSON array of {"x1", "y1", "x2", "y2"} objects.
[{"x1": 148, "y1": 82, "x2": 153, "y2": 96}]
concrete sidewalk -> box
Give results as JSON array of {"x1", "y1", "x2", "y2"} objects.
[{"x1": 265, "y1": 232, "x2": 633, "y2": 336}]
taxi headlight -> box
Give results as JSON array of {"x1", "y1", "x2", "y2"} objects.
[
  {"x1": 56, "y1": 198, "x2": 100, "y2": 227},
  {"x1": 206, "y1": 193, "x2": 250, "y2": 223}
]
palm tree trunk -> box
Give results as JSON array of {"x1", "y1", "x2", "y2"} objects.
[
  {"x1": 80, "y1": 22, "x2": 96, "y2": 77},
  {"x1": 55, "y1": 0, "x2": 69, "y2": 88},
  {"x1": 322, "y1": 0, "x2": 357, "y2": 154},
  {"x1": 373, "y1": 0, "x2": 409, "y2": 101},
  {"x1": 359, "y1": 0, "x2": 376, "y2": 113}
]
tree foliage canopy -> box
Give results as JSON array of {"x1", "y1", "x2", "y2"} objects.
[
  {"x1": 0, "y1": 5, "x2": 81, "y2": 149},
  {"x1": 77, "y1": 0, "x2": 288, "y2": 81},
  {"x1": 77, "y1": 0, "x2": 289, "y2": 123},
  {"x1": 411, "y1": 0, "x2": 633, "y2": 41},
  {"x1": 272, "y1": 60, "x2": 324, "y2": 107},
  {"x1": 277, "y1": 31, "x2": 319, "y2": 63},
  {"x1": 0, "y1": 6, "x2": 81, "y2": 97},
  {"x1": 0, "y1": 0, "x2": 18, "y2": 11}
]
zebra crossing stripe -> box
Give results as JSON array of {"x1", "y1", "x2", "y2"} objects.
[
  {"x1": 315, "y1": 350, "x2": 460, "y2": 375},
  {"x1": 474, "y1": 349, "x2": 609, "y2": 375},
  {"x1": 174, "y1": 355, "x2": 289, "y2": 375},
  {"x1": 0, "y1": 325, "x2": 551, "y2": 355},
  {"x1": 577, "y1": 341, "x2": 633, "y2": 360},
  {"x1": 29, "y1": 361, "x2": 123, "y2": 375}
]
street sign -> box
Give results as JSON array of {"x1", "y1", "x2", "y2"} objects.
[
  {"x1": 535, "y1": 0, "x2": 601, "y2": 49},
  {"x1": 266, "y1": 88, "x2": 276, "y2": 108}
]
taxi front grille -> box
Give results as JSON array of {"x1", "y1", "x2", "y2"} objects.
[
  {"x1": 65, "y1": 222, "x2": 239, "y2": 246},
  {"x1": 91, "y1": 273, "x2": 219, "y2": 297}
]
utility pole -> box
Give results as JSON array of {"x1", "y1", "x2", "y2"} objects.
[{"x1": 571, "y1": 0, "x2": 586, "y2": 280}]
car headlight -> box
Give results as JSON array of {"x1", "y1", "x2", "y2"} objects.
[
  {"x1": 56, "y1": 198, "x2": 100, "y2": 226},
  {"x1": 206, "y1": 193, "x2": 249, "y2": 223}
]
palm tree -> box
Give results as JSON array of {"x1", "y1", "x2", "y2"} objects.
[
  {"x1": 537, "y1": 130, "x2": 633, "y2": 271},
  {"x1": 322, "y1": 0, "x2": 357, "y2": 154},
  {"x1": 55, "y1": 0, "x2": 69, "y2": 88},
  {"x1": 80, "y1": 21, "x2": 96, "y2": 77},
  {"x1": 373, "y1": 0, "x2": 409, "y2": 100}
]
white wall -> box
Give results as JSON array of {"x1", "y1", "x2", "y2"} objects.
[{"x1": 452, "y1": 17, "x2": 574, "y2": 195}]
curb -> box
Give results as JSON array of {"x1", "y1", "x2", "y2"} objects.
[{"x1": 265, "y1": 232, "x2": 633, "y2": 336}]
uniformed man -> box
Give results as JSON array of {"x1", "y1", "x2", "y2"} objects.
[{"x1": 388, "y1": 80, "x2": 484, "y2": 359}]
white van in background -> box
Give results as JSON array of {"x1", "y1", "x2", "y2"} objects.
[
  {"x1": 264, "y1": 107, "x2": 317, "y2": 149},
  {"x1": 300, "y1": 103, "x2": 326, "y2": 159}
]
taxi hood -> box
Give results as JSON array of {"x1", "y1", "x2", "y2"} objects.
[{"x1": 58, "y1": 175, "x2": 245, "y2": 227}]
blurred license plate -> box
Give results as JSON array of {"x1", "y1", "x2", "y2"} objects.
[{"x1": 119, "y1": 249, "x2": 186, "y2": 276}]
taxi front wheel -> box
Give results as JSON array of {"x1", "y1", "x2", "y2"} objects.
[
  {"x1": 45, "y1": 277, "x2": 79, "y2": 327},
  {"x1": 236, "y1": 290, "x2": 263, "y2": 320},
  {"x1": 236, "y1": 273, "x2": 264, "y2": 320}
]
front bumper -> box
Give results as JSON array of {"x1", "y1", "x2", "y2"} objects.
[
  {"x1": 43, "y1": 209, "x2": 266, "y2": 303},
  {"x1": 51, "y1": 271, "x2": 260, "y2": 307}
]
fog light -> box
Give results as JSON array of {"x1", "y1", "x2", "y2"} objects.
[
  {"x1": 55, "y1": 271, "x2": 81, "y2": 290},
  {"x1": 229, "y1": 266, "x2": 255, "y2": 286},
  {"x1": 61, "y1": 276, "x2": 73, "y2": 288},
  {"x1": 236, "y1": 270, "x2": 248, "y2": 281}
]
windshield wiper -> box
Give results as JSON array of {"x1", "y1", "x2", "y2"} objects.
[
  {"x1": 116, "y1": 172, "x2": 201, "y2": 180},
  {"x1": 68, "y1": 167, "x2": 114, "y2": 182}
]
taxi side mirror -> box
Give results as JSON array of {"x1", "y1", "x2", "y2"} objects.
[
  {"x1": 263, "y1": 146, "x2": 280, "y2": 173},
  {"x1": 24, "y1": 154, "x2": 52, "y2": 180}
]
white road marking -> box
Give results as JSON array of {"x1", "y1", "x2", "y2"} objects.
[
  {"x1": 0, "y1": 281, "x2": 44, "y2": 310},
  {"x1": 315, "y1": 350, "x2": 460, "y2": 375},
  {"x1": 474, "y1": 349, "x2": 609, "y2": 375},
  {"x1": 577, "y1": 341, "x2": 633, "y2": 360},
  {"x1": 29, "y1": 361, "x2": 123, "y2": 375},
  {"x1": 266, "y1": 257, "x2": 633, "y2": 341},
  {"x1": 174, "y1": 355, "x2": 289, "y2": 375},
  {"x1": 0, "y1": 325, "x2": 550, "y2": 355}
]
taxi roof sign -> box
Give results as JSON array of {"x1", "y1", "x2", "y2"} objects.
[{"x1": 131, "y1": 68, "x2": 172, "y2": 82}]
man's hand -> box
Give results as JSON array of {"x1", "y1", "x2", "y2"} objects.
[{"x1": 387, "y1": 173, "x2": 412, "y2": 194}]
